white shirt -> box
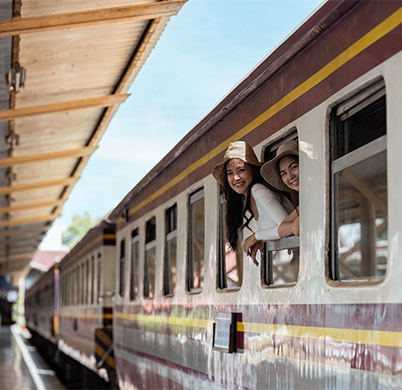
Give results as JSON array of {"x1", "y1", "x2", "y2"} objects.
[{"x1": 251, "y1": 183, "x2": 292, "y2": 240}]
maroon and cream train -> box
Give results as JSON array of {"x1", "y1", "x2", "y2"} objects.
[
  {"x1": 25, "y1": 219, "x2": 117, "y2": 385},
  {"x1": 110, "y1": 1, "x2": 402, "y2": 389},
  {"x1": 26, "y1": 0, "x2": 402, "y2": 389}
]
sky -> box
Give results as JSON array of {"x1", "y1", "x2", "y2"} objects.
[{"x1": 40, "y1": 0, "x2": 323, "y2": 250}]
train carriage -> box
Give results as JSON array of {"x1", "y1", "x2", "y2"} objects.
[
  {"x1": 58, "y1": 219, "x2": 116, "y2": 382},
  {"x1": 111, "y1": 1, "x2": 402, "y2": 389}
]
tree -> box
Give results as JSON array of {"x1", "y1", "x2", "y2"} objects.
[{"x1": 62, "y1": 212, "x2": 99, "y2": 249}]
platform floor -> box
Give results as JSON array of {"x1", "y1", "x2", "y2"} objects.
[{"x1": 0, "y1": 325, "x2": 65, "y2": 390}]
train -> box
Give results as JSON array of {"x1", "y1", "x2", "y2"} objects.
[{"x1": 25, "y1": 1, "x2": 402, "y2": 389}]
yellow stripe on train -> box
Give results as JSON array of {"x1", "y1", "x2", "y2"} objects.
[{"x1": 115, "y1": 311, "x2": 402, "y2": 349}]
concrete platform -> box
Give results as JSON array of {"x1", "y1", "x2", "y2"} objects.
[{"x1": 0, "y1": 325, "x2": 65, "y2": 390}]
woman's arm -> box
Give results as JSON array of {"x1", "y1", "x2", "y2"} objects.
[
  {"x1": 251, "y1": 184, "x2": 288, "y2": 240},
  {"x1": 278, "y1": 207, "x2": 299, "y2": 238}
]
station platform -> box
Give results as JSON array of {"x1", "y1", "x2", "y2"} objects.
[{"x1": 0, "y1": 325, "x2": 65, "y2": 390}]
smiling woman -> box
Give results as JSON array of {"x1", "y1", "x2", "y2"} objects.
[{"x1": 212, "y1": 141, "x2": 293, "y2": 266}]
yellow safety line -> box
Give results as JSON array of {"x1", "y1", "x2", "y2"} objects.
[
  {"x1": 120, "y1": 6, "x2": 402, "y2": 221},
  {"x1": 115, "y1": 311, "x2": 402, "y2": 348}
]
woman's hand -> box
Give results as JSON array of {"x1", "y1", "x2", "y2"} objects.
[
  {"x1": 243, "y1": 233, "x2": 257, "y2": 256},
  {"x1": 244, "y1": 234, "x2": 262, "y2": 266}
]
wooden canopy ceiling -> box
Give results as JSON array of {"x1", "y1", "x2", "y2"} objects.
[{"x1": 0, "y1": 0, "x2": 186, "y2": 282}]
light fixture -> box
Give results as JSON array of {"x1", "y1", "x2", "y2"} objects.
[{"x1": 6, "y1": 62, "x2": 26, "y2": 93}]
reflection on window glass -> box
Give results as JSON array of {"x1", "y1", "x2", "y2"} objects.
[
  {"x1": 164, "y1": 205, "x2": 177, "y2": 296},
  {"x1": 130, "y1": 229, "x2": 139, "y2": 300},
  {"x1": 144, "y1": 218, "x2": 156, "y2": 299},
  {"x1": 218, "y1": 195, "x2": 242, "y2": 289},
  {"x1": 334, "y1": 151, "x2": 387, "y2": 279},
  {"x1": 331, "y1": 81, "x2": 387, "y2": 281},
  {"x1": 188, "y1": 189, "x2": 204, "y2": 291},
  {"x1": 264, "y1": 246, "x2": 299, "y2": 285}
]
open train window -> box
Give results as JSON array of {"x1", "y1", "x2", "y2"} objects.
[
  {"x1": 187, "y1": 188, "x2": 205, "y2": 293},
  {"x1": 164, "y1": 204, "x2": 177, "y2": 297},
  {"x1": 119, "y1": 239, "x2": 126, "y2": 297},
  {"x1": 330, "y1": 79, "x2": 387, "y2": 282},
  {"x1": 217, "y1": 192, "x2": 243, "y2": 290},
  {"x1": 144, "y1": 217, "x2": 156, "y2": 299},
  {"x1": 261, "y1": 132, "x2": 299, "y2": 287},
  {"x1": 130, "y1": 228, "x2": 139, "y2": 300}
]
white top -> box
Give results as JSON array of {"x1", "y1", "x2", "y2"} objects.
[{"x1": 251, "y1": 183, "x2": 291, "y2": 240}]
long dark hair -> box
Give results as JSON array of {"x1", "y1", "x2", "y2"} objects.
[{"x1": 223, "y1": 163, "x2": 289, "y2": 250}]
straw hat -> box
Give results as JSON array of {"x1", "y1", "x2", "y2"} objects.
[
  {"x1": 261, "y1": 140, "x2": 298, "y2": 191},
  {"x1": 212, "y1": 141, "x2": 261, "y2": 186}
]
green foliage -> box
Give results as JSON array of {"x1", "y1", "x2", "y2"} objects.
[{"x1": 62, "y1": 212, "x2": 99, "y2": 249}]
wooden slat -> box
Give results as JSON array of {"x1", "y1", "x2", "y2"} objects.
[
  {"x1": 0, "y1": 200, "x2": 62, "y2": 213},
  {"x1": 0, "y1": 176, "x2": 78, "y2": 195},
  {"x1": 0, "y1": 146, "x2": 96, "y2": 168},
  {"x1": 0, "y1": 234, "x2": 45, "y2": 243},
  {"x1": 0, "y1": 94, "x2": 129, "y2": 121},
  {"x1": 0, "y1": 226, "x2": 47, "y2": 238},
  {"x1": 0, "y1": 253, "x2": 33, "y2": 263},
  {"x1": 0, "y1": 213, "x2": 59, "y2": 227},
  {"x1": 0, "y1": 1, "x2": 186, "y2": 37}
]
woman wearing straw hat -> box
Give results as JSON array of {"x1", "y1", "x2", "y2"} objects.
[
  {"x1": 261, "y1": 140, "x2": 299, "y2": 238},
  {"x1": 212, "y1": 141, "x2": 293, "y2": 266}
]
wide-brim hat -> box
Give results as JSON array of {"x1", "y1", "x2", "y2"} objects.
[
  {"x1": 212, "y1": 141, "x2": 261, "y2": 186},
  {"x1": 261, "y1": 140, "x2": 298, "y2": 192}
]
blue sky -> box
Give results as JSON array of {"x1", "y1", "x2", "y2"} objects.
[{"x1": 40, "y1": 0, "x2": 322, "y2": 250}]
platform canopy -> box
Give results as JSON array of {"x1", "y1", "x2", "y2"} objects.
[{"x1": 0, "y1": 0, "x2": 186, "y2": 282}]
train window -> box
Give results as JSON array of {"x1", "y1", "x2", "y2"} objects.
[
  {"x1": 187, "y1": 188, "x2": 205, "y2": 292},
  {"x1": 76, "y1": 266, "x2": 79, "y2": 305},
  {"x1": 90, "y1": 256, "x2": 95, "y2": 304},
  {"x1": 164, "y1": 204, "x2": 177, "y2": 296},
  {"x1": 144, "y1": 217, "x2": 156, "y2": 299},
  {"x1": 81, "y1": 263, "x2": 85, "y2": 304},
  {"x1": 97, "y1": 253, "x2": 102, "y2": 302},
  {"x1": 130, "y1": 228, "x2": 139, "y2": 300},
  {"x1": 119, "y1": 239, "x2": 126, "y2": 297},
  {"x1": 261, "y1": 133, "x2": 300, "y2": 287},
  {"x1": 85, "y1": 259, "x2": 89, "y2": 304},
  {"x1": 330, "y1": 79, "x2": 387, "y2": 282},
  {"x1": 218, "y1": 193, "x2": 243, "y2": 290}
]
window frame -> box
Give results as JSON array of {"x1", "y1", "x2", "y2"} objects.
[
  {"x1": 119, "y1": 239, "x2": 126, "y2": 298},
  {"x1": 143, "y1": 217, "x2": 157, "y2": 299},
  {"x1": 328, "y1": 79, "x2": 387, "y2": 284},
  {"x1": 260, "y1": 131, "x2": 300, "y2": 288},
  {"x1": 163, "y1": 204, "x2": 178, "y2": 297},
  {"x1": 129, "y1": 228, "x2": 139, "y2": 301},
  {"x1": 187, "y1": 187, "x2": 205, "y2": 294}
]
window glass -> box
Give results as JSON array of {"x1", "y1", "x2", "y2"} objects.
[
  {"x1": 119, "y1": 239, "x2": 126, "y2": 297},
  {"x1": 81, "y1": 263, "x2": 85, "y2": 305},
  {"x1": 330, "y1": 80, "x2": 387, "y2": 281},
  {"x1": 144, "y1": 218, "x2": 156, "y2": 299},
  {"x1": 188, "y1": 189, "x2": 205, "y2": 292},
  {"x1": 130, "y1": 228, "x2": 139, "y2": 300},
  {"x1": 164, "y1": 205, "x2": 177, "y2": 296},
  {"x1": 218, "y1": 194, "x2": 242, "y2": 289},
  {"x1": 97, "y1": 253, "x2": 102, "y2": 302},
  {"x1": 85, "y1": 259, "x2": 89, "y2": 304},
  {"x1": 90, "y1": 256, "x2": 95, "y2": 304}
]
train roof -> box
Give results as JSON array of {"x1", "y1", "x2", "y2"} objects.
[
  {"x1": 109, "y1": 0, "x2": 359, "y2": 224},
  {"x1": 0, "y1": 0, "x2": 187, "y2": 282}
]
